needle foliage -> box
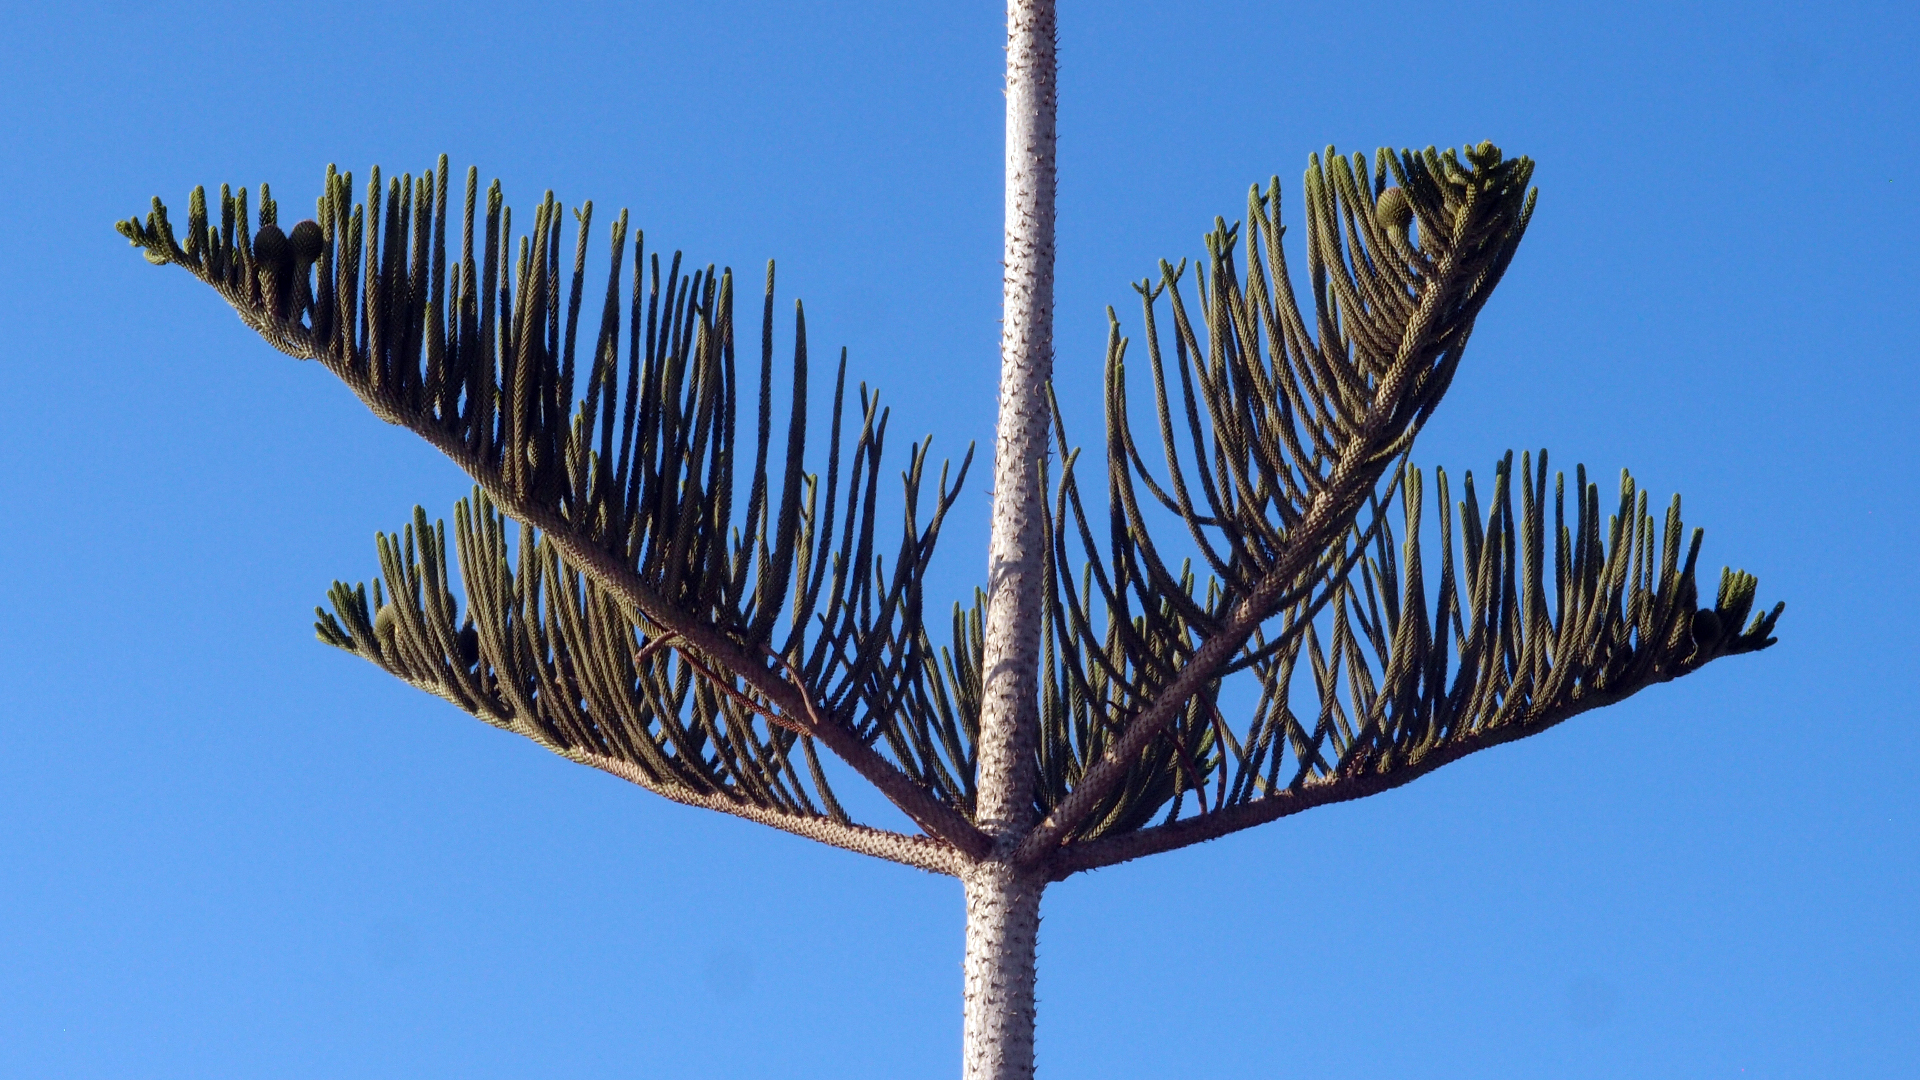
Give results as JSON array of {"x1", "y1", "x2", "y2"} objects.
[{"x1": 117, "y1": 142, "x2": 1780, "y2": 879}]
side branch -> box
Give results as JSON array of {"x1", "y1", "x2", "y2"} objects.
[
  {"x1": 1039, "y1": 447, "x2": 1782, "y2": 875},
  {"x1": 1015, "y1": 464, "x2": 1376, "y2": 865},
  {"x1": 1042, "y1": 682, "x2": 1640, "y2": 878},
  {"x1": 392, "y1": 667, "x2": 967, "y2": 875},
  {"x1": 396, "y1": 410, "x2": 994, "y2": 861},
  {"x1": 1015, "y1": 145, "x2": 1538, "y2": 864},
  {"x1": 579, "y1": 748, "x2": 969, "y2": 875},
  {"x1": 118, "y1": 170, "x2": 993, "y2": 865}
]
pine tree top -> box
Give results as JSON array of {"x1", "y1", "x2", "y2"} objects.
[{"x1": 117, "y1": 143, "x2": 1781, "y2": 879}]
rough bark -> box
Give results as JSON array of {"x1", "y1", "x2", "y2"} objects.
[
  {"x1": 964, "y1": 0, "x2": 1057, "y2": 1076},
  {"x1": 962, "y1": 864, "x2": 1045, "y2": 1080},
  {"x1": 977, "y1": 0, "x2": 1056, "y2": 839}
]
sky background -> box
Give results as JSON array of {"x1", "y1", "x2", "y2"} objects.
[{"x1": 2, "y1": 1, "x2": 1915, "y2": 1077}]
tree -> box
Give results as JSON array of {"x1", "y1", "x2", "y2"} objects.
[{"x1": 115, "y1": 2, "x2": 1781, "y2": 1075}]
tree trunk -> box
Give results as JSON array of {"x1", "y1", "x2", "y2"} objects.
[
  {"x1": 961, "y1": 864, "x2": 1044, "y2": 1080},
  {"x1": 965, "y1": 0, "x2": 1056, "y2": 1076},
  {"x1": 977, "y1": 0, "x2": 1056, "y2": 841}
]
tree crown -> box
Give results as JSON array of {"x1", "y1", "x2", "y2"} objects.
[{"x1": 116, "y1": 142, "x2": 1781, "y2": 880}]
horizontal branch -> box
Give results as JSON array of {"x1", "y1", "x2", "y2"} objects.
[
  {"x1": 1040, "y1": 671, "x2": 1670, "y2": 879},
  {"x1": 389, "y1": 668, "x2": 969, "y2": 876},
  {"x1": 575, "y1": 748, "x2": 969, "y2": 876}
]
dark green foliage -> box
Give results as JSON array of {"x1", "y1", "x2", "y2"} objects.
[
  {"x1": 996, "y1": 146, "x2": 1781, "y2": 864},
  {"x1": 119, "y1": 158, "x2": 983, "y2": 865},
  {"x1": 120, "y1": 142, "x2": 1779, "y2": 876},
  {"x1": 315, "y1": 497, "x2": 871, "y2": 822},
  {"x1": 1037, "y1": 452, "x2": 1782, "y2": 867}
]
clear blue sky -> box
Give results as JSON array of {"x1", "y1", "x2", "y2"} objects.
[{"x1": 2, "y1": 2, "x2": 1914, "y2": 1077}]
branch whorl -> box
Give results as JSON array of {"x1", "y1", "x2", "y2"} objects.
[
  {"x1": 1010, "y1": 144, "x2": 1779, "y2": 866},
  {"x1": 120, "y1": 158, "x2": 987, "y2": 866},
  {"x1": 119, "y1": 144, "x2": 1782, "y2": 878}
]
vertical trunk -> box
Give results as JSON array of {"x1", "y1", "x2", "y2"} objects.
[
  {"x1": 961, "y1": 865, "x2": 1044, "y2": 1080},
  {"x1": 965, "y1": 0, "x2": 1056, "y2": 1077},
  {"x1": 976, "y1": 0, "x2": 1057, "y2": 838}
]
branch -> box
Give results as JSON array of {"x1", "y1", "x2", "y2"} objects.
[
  {"x1": 1014, "y1": 144, "x2": 1538, "y2": 866},
  {"x1": 400, "y1": 420, "x2": 994, "y2": 860},
  {"x1": 117, "y1": 166, "x2": 993, "y2": 863},
  {"x1": 1043, "y1": 674, "x2": 1656, "y2": 878},
  {"x1": 388, "y1": 665, "x2": 967, "y2": 875},
  {"x1": 1034, "y1": 449, "x2": 1783, "y2": 874},
  {"x1": 1014, "y1": 480, "x2": 1360, "y2": 864},
  {"x1": 577, "y1": 747, "x2": 965, "y2": 875}
]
